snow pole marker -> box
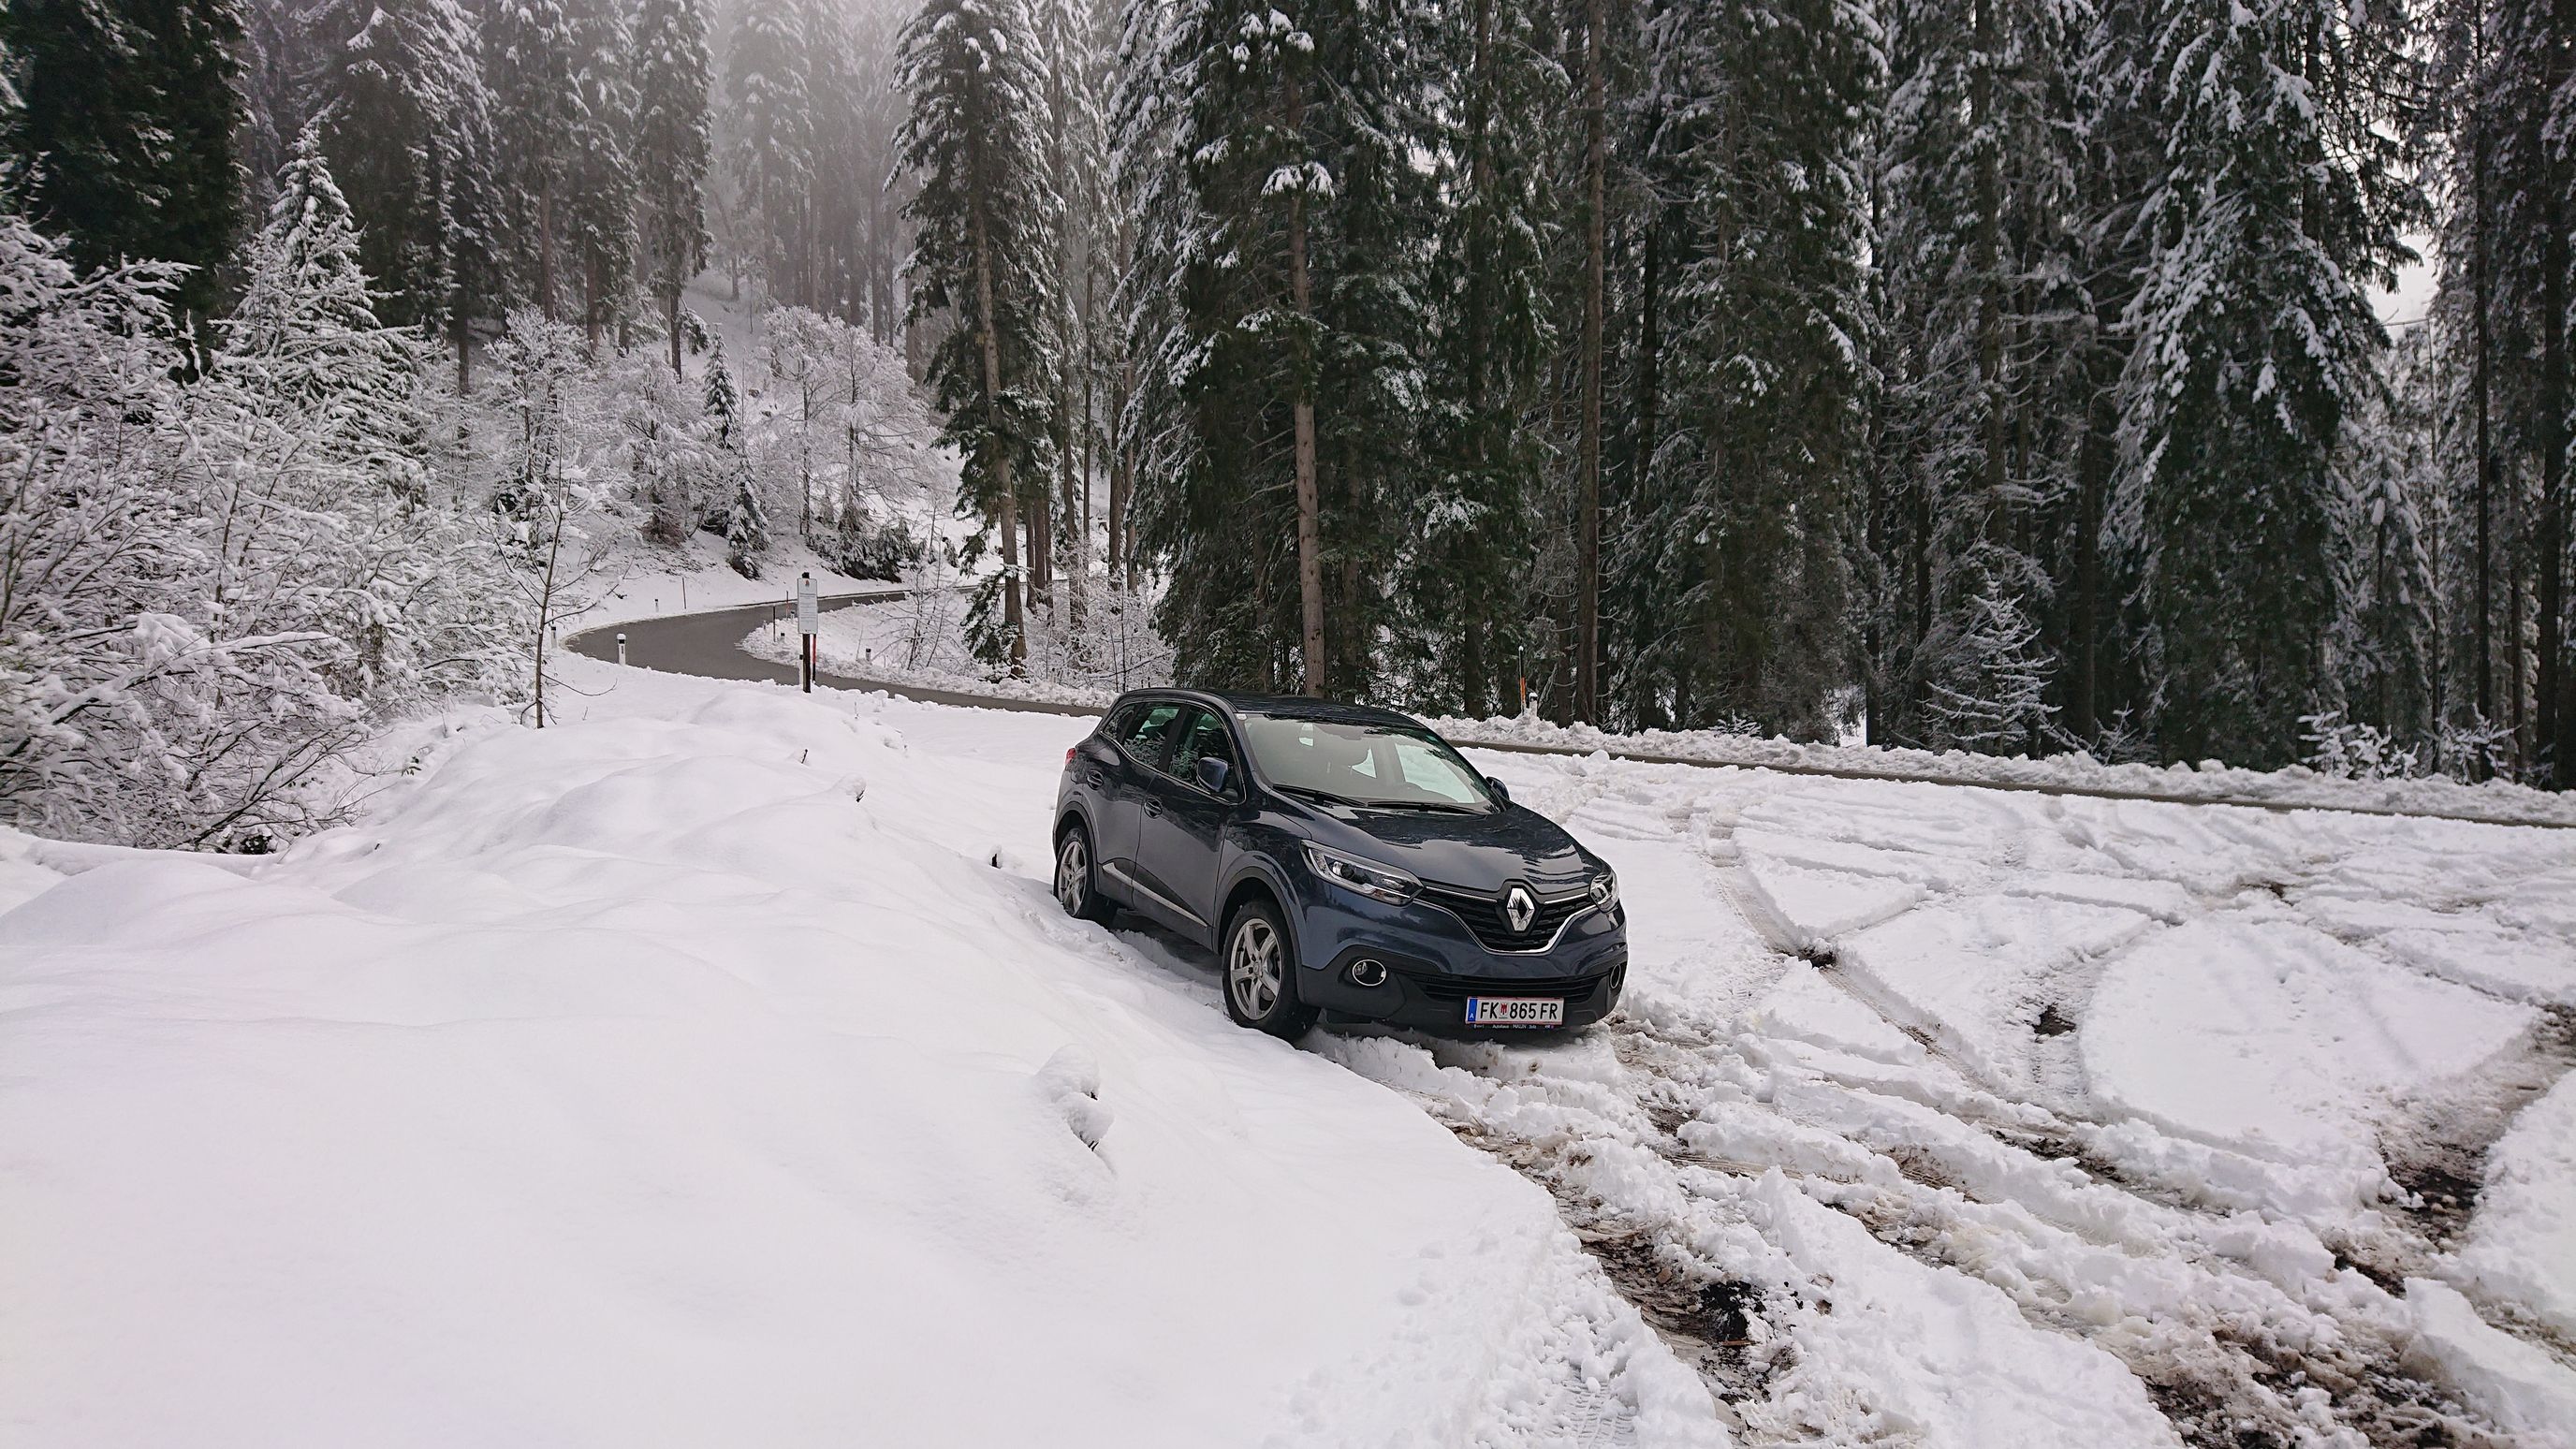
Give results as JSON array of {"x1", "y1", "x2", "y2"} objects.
[{"x1": 798, "y1": 572, "x2": 818, "y2": 693}]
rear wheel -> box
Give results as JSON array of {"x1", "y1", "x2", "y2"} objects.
[
  {"x1": 1222, "y1": 899, "x2": 1317, "y2": 1039},
  {"x1": 1054, "y1": 824, "x2": 1117, "y2": 924}
]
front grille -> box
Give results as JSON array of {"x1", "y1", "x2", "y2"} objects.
[
  {"x1": 1394, "y1": 967, "x2": 1614, "y2": 1003},
  {"x1": 1419, "y1": 883, "x2": 1593, "y2": 952}
]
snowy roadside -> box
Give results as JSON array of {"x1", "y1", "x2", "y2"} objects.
[
  {"x1": 0, "y1": 656, "x2": 1723, "y2": 1448},
  {"x1": 738, "y1": 594, "x2": 1145, "y2": 708},
  {"x1": 1427, "y1": 712, "x2": 2576, "y2": 829},
  {"x1": 719, "y1": 575, "x2": 2576, "y2": 827}
]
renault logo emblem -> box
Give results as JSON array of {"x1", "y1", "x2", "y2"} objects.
[{"x1": 1503, "y1": 886, "x2": 1537, "y2": 934}]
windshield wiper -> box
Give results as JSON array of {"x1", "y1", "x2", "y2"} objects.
[
  {"x1": 1277, "y1": 783, "x2": 1367, "y2": 810},
  {"x1": 1375, "y1": 799, "x2": 1481, "y2": 813}
]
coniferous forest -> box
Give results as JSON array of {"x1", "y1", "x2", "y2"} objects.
[{"x1": 3, "y1": 0, "x2": 2574, "y2": 849}]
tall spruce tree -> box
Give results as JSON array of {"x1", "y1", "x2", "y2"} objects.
[
  {"x1": 2, "y1": 0, "x2": 246, "y2": 325},
  {"x1": 484, "y1": 0, "x2": 578, "y2": 317},
  {"x1": 561, "y1": 0, "x2": 638, "y2": 347},
  {"x1": 311, "y1": 0, "x2": 501, "y2": 377},
  {"x1": 898, "y1": 0, "x2": 1061, "y2": 670},
  {"x1": 726, "y1": 0, "x2": 817, "y2": 303},
  {"x1": 632, "y1": 0, "x2": 713, "y2": 373},
  {"x1": 1408, "y1": 0, "x2": 1562, "y2": 717},
  {"x1": 2113, "y1": 0, "x2": 2416, "y2": 766},
  {"x1": 1124, "y1": 0, "x2": 1436, "y2": 697},
  {"x1": 1617, "y1": 0, "x2": 1869, "y2": 736},
  {"x1": 1863, "y1": 0, "x2": 2084, "y2": 751}
]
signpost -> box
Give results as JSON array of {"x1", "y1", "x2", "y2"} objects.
[{"x1": 798, "y1": 572, "x2": 818, "y2": 693}]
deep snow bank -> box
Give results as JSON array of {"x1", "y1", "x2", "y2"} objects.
[{"x1": 0, "y1": 676, "x2": 1720, "y2": 1447}]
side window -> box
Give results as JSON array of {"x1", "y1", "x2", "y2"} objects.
[
  {"x1": 1169, "y1": 709, "x2": 1237, "y2": 788},
  {"x1": 1118, "y1": 702, "x2": 1184, "y2": 766}
]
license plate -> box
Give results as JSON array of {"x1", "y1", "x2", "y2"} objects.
[{"x1": 1466, "y1": 996, "x2": 1565, "y2": 1028}]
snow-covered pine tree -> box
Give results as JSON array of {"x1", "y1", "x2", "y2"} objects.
[
  {"x1": 1033, "y1": 0, "x2": 1116, "y2": 636},
  {"x1": 2427, "y1": 0, "x2": 2572, "y2": 782},
  {"x1": 898, "y1": 0, "x2": 1061, "y2": 670},
  {"x1": 2112, "y1": 0, "x2": 2416, "y2": 767},
  {"x1": 2, "y1": 0, "x2": 246, "y2": 327},
  {"x1": 2334, "y1": 323, "x2": 2441, "y2": 747},
  {"x1": 1862, "y1": 0, "x2": 2086, "y2": 752},
  {"x1": 561, "y1": 0, "x2": 639, "y2": 348},
  {"x1": 725, "y1": 467, "x2": 771, "y2": 578},
  {"x1": 225, "y1": 124, "x2": 432, "y2": 498},
  {"x1": 704, "y1": 334, "x2": 743, "y2": 450},
  {"x1": 484, "y1": 0, "x2": 579, "y2": 318},
  {"x1": 726, "y1": 0, "x2": 817, "y2": 304},
  {"x1": 238, "y1": 0, "x2": 318, "y2": 228},
  {"x1": 1620, "y1": 0, "x2": 1869, "y2": 737},
  {"x1": 1122, "y1": 0, "x2": 1438, "y2": 697},
  {"x1": 1408, "y1": 0, "x2": 1563, "y2": 718},
  {"x1": 632, "y1": 0, "x2": 713, "y2": 372},
  {"x1": 311, "y1": 0, "x2": 502, "y2": 372}
]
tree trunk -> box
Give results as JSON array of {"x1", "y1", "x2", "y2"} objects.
[
  {"x1": 2538, "y1": 128, "x2": 2568, "y2": 783},
  {"x1": 1285, "y1": 72, "x2": 1325, "y2": 697},
  {"x1": 539, "y1": 178, "x2": 558, "y2": 322},
  {"x1": 1575, "y1": 0, "x2": 1607, "y2": 724},
  {"x1": 2474, "y1": 73, "x2": 2494, "y2": 724},
  {"x1": 668, "y1": 288, "x2": 685, "y2": 375},
  {"x1": 971, "y1": 183, "x2": 1025, "y2": 668}
]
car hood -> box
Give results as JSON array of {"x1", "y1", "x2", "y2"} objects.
[{"x1": 1297, "y1": 801, "x2": 1592, "y2": 892}]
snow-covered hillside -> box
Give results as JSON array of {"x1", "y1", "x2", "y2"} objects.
[{"x1": 4, "y1": 650, "x2": 2572, "y2": 1446}]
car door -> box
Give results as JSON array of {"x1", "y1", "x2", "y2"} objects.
[
  {"x1": 1134, "y1": 707, "x2": 1241, "y2": 944},
  {"x1": 1096, "y1": 700, "x2": 1184, "y2": 894}
]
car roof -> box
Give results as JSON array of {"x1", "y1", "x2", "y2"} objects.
[{"x1": 1109, "y1": 689, "x2": 1425, "y2": 730}]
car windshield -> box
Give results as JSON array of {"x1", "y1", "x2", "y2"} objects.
[{"x1": 1237, "y1": 715, "x2": 1495, "y2": 812}]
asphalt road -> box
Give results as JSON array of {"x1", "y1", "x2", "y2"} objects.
[
  {"x1": 564, "y1": 588, "x2": 1094, "y2": 716},
  {"x1": 564, "y1": 588, "x2": 2575, "y2": 827}
]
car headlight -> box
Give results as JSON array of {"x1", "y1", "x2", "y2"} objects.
[
  {"x1": 1303, "y1": 842, "x2": 1419, "y2": 905},
  {"x1": 1589, "y1": 871, "x2": 1619, "y2": 910}
]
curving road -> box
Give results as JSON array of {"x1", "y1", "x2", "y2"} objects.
[
  {"x1": 565, "y1": 588, "x2": 2576, "y2": 827},
  {"x1": 564, "y1": 588, "x2": 1092, "y2": 716}
]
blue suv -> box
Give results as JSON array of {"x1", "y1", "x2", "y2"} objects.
[{"x1": 1052, "y1": 691, "x2": 1627, "y2": 1037}]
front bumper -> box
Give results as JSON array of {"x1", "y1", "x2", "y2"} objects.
[{"x1": 1290, "y1": 885, "x2": 1629, "y2": 1032}]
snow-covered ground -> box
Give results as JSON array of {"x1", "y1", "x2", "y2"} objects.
[{"x1": 6, "y1": 640, "x2": 2573, "y2": 1446}]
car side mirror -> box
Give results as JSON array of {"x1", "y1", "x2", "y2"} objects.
[
  {"x1": 1485, "y1": 775, "x2": 1511, "y2": 804},
  {"x1": 1195, "y1": 756, "x2": 1233, "y2": 796}
]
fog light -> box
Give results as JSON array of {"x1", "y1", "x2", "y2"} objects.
[{"x1": 1349, "y1": 959, "x2": 1389, "y2": 988}]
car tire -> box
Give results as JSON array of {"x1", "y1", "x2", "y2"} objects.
[
  {"x1": 1222, "y1": 898, "x2": 1318, "y2": 1039},
  {"x1": 1054, "y1": 824, "x2": 1118, "y2": 925}
]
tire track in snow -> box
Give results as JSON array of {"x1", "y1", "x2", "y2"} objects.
[{"x1": 1318, "y1": 772, "x2": 2550, "y2": 1449}]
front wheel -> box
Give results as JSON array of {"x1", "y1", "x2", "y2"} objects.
[
  {"x1": 1054, "y1": 825, "x2": 1117, "y2": 924},
  {"x1": 1222, "y1": 900, "x2": 1318, "y2": 1039}
]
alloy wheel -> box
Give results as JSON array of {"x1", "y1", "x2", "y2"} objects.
[
  {"x1": 1228, "y1": 916, "x2": 1282, "y2": 1017},
  {"x1": 1056, "y1": 834, "x2": 1088, "y2": 915}
]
